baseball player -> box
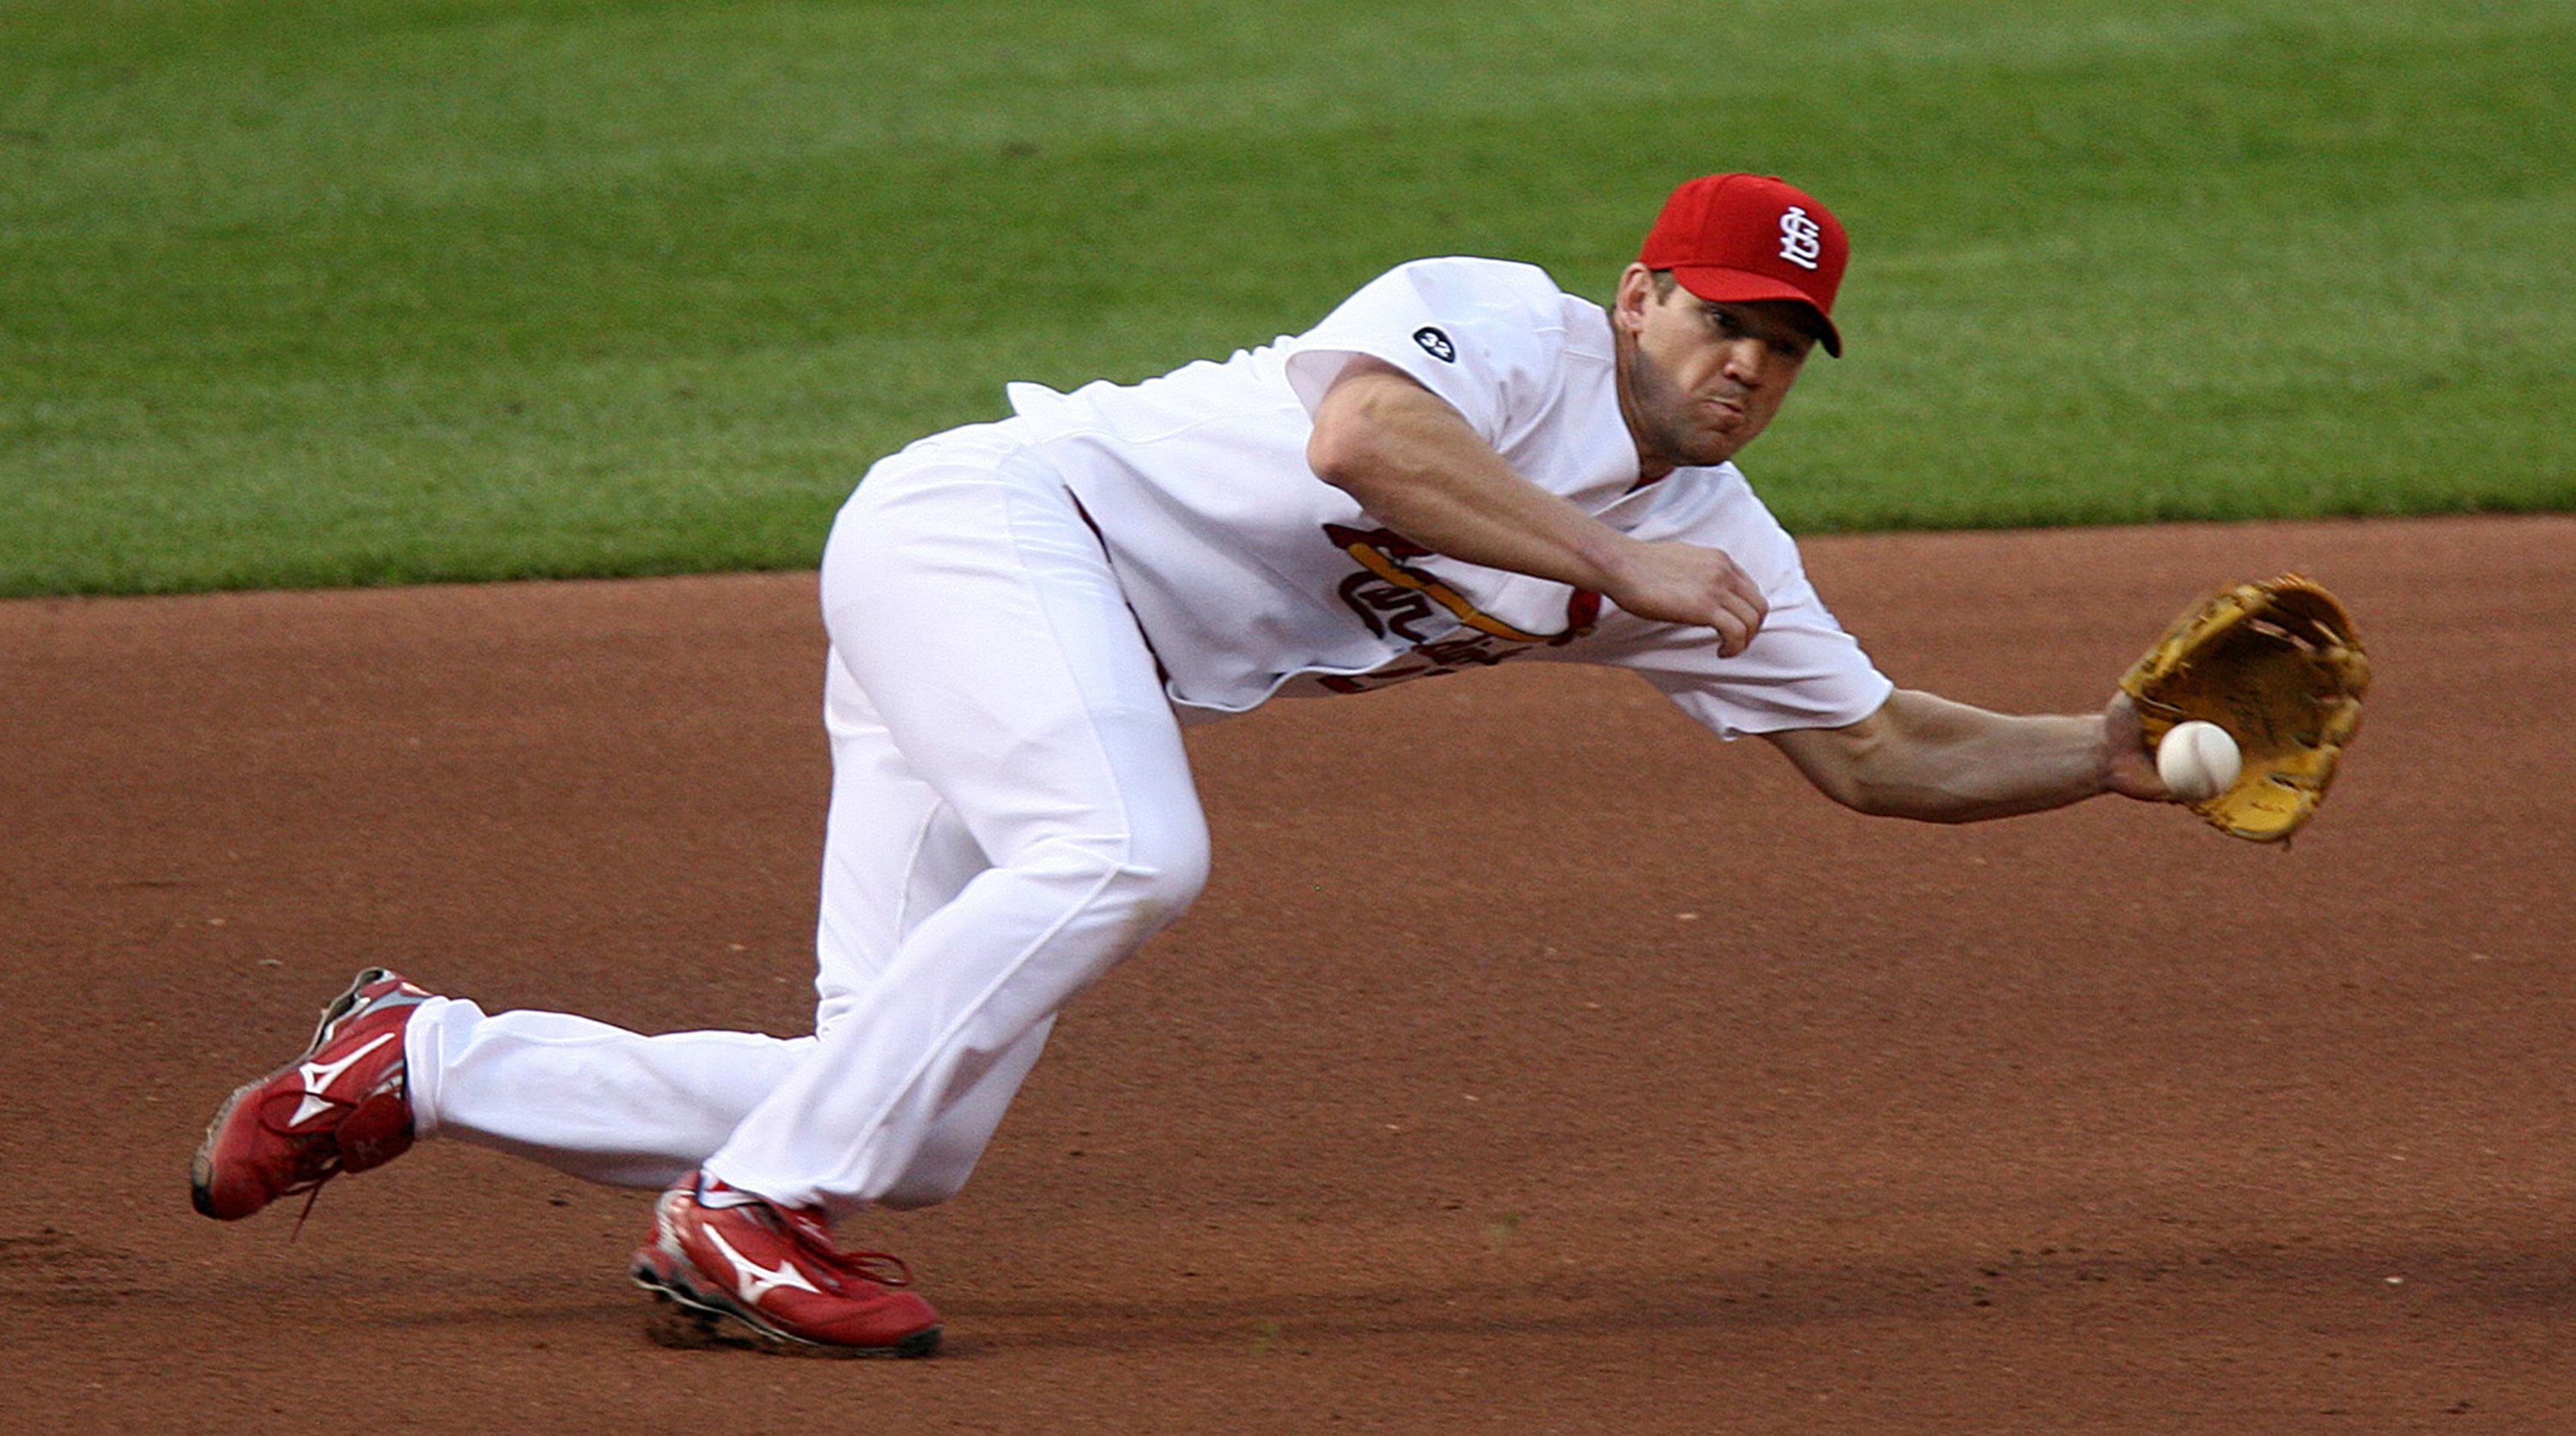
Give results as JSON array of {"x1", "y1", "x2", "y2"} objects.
[{"x1": 191, "y1": 173, "x2": 2172, "y2": 1358}]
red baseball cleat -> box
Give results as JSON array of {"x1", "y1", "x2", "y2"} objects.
[
  {"x1": 191, "y1": 968, "x2": 431, "y2": 1222},
  {"x1": 631, "y1": 1172, "x2": 942, "y2": 1358}
]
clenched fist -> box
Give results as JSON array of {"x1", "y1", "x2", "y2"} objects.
[{"x1": 1601, "y1": 538, "x2": 1769, "y2": 655}]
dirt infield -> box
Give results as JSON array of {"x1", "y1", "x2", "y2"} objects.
[{"x1": 4, "y1": 514, "x2": 2571, "y2": 1431}]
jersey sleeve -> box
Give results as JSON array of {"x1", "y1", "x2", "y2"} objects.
[
  {"x1": 1566, "y1": 470, "x2": 1893, "y2": 740},
  {"x1": 1278, "y1": 258, "x2": 1568, "y2": 447},
  {"x1": 1635, "y1": 572, "x2": 1893, "y2": 739}
]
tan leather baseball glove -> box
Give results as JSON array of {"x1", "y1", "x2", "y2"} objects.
[{"x1": 2119, "y1": 574, "x2": 2370, "y2": 843}]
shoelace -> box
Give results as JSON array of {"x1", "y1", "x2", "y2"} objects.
[
  {"x1": 824, "y1": 1245, "x2": 914, "y2": 1289},
  {"x1": 251, "y1": 1089, "x2": 350, "y2": 1242},
  {"x1": 289, "y1": 1183, "x2": 330, "y2": 1241},
  {"x1": 762, "y1": 1204, "x2": 914, "y2": 1288}
]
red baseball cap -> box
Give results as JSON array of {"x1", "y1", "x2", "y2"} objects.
[{"x1": 1639, "y1": 173, "x2": 1848, "y2": 356}]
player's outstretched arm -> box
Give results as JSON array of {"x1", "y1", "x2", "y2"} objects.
[
  {"x1": 1307, "y1": 359, "x2": 1768, "y2": 654},
  {"x1": 1764, "y1": 689, "x2": 2168, "y2": 824}
]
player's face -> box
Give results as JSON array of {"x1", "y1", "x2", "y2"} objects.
[{"x1": 1613, "y1": 265, "x2": 1817, "y2": 474}]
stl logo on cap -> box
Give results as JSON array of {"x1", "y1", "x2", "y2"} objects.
[{"x1": 1777, "y1": 206, "x2": 1824, "y2": 271}]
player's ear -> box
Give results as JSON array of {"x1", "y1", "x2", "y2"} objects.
[{"x1": 1613, "y1": 264, "x2": 1656, "y2": 332}]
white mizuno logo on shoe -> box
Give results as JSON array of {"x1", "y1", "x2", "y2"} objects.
[
  {"x1": 291, "y1": 1032, "x2": 395, "y2": 1127},
  {"x1": 706, "y1": 1226, "x2": 823, "y2": 1309}
]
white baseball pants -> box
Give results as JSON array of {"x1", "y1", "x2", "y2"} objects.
[{"x1": 400, "y1": 423, "x2": 1212, "y2": 1216}]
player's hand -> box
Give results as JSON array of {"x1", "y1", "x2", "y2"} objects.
[
  {"x1": 2099, "y1": 691, "x2": 2169, "y2": 800},
  {"x1": 1601, "y1": 538, "x2": 1768, "y2": 655}
]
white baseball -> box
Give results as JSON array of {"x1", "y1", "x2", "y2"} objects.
[{"x1": 2156, "y1": 720, "x2": 2241, "y2": 803}]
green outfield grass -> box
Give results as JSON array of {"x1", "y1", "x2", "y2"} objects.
[{"x1": 3, "y1": 0, "x2": 2570, "y2": 595}]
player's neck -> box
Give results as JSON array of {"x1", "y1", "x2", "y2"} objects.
[{"x1": 1611, "y1": 332, "x2": 1674, "y2": 484}]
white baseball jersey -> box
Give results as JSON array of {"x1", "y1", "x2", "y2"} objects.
[{"x1": 1000, "y1": 256, "x2": 1892, "y2": 738}]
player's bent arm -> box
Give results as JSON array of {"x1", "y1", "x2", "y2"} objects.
[
  {"x1": 1306, "y1": 359, "x2": 1768, "y2": 654},
  {"x1": 1764, "y1": 688, "x2": 2166, "y2": 823}
]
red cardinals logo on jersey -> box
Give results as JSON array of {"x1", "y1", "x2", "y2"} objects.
[{"x1": 1320, "y1": 524, "x2": 1601, "y2": 694}]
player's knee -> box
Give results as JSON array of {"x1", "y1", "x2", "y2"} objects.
[
  {"x1": 1037, "y1": 821, "x2": 1208, "y2": 936},
  {"x1": 1130, "y1": 848, "x2": 1210, "y2": 930},
  {"x1": 1099, "y1": 825, "x2": 1211, "y2": 932}
]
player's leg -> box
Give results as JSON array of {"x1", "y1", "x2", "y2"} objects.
[
  {"x1": 699, "y1": 429, "x2": 1209, "y2": 1217},
  {"x1": 192, "y1": 968, "x2": 837, "y2": 1214},
  {"x1": 392, "y1": 666, "x2": 995, "y2": 1192},
  {"x1": 811, "y1": 663, "x2": 1061, "y2": 1211},
  {"x1": 629, "y1": 430, "x2": 1200, "y2": 1355},
  {"x1": 201, "y1": 587, "x2": 982, "y2": 1208},
  {"x1": 194, "y1": 422, "x2": 1189, "y2": 1292},
  {"x1": 398, "y1": 1007, "x2": 811, "y2": 1190},
  {"x1": 193, "y1": 471, "x2": 1084, "y2": 1214},
  {"x1": 203, "y1": 764, "x2": 1020, "y2": 1214}
]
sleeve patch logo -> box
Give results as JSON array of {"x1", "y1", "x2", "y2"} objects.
[{"x1": 1412, "y1": 326, "x2": 1457, "y2": 362}]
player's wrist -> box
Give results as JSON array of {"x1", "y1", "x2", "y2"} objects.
[
  {"x1": 2092, "y1": 702, "x2": 2164, "y2": 802},
  {"x1": 1575, "y1": 528, "x2": 1647, "y2": 600},
  {"x1": 2088, "y1": 713, "x2": 2122, "y2": 795}
]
